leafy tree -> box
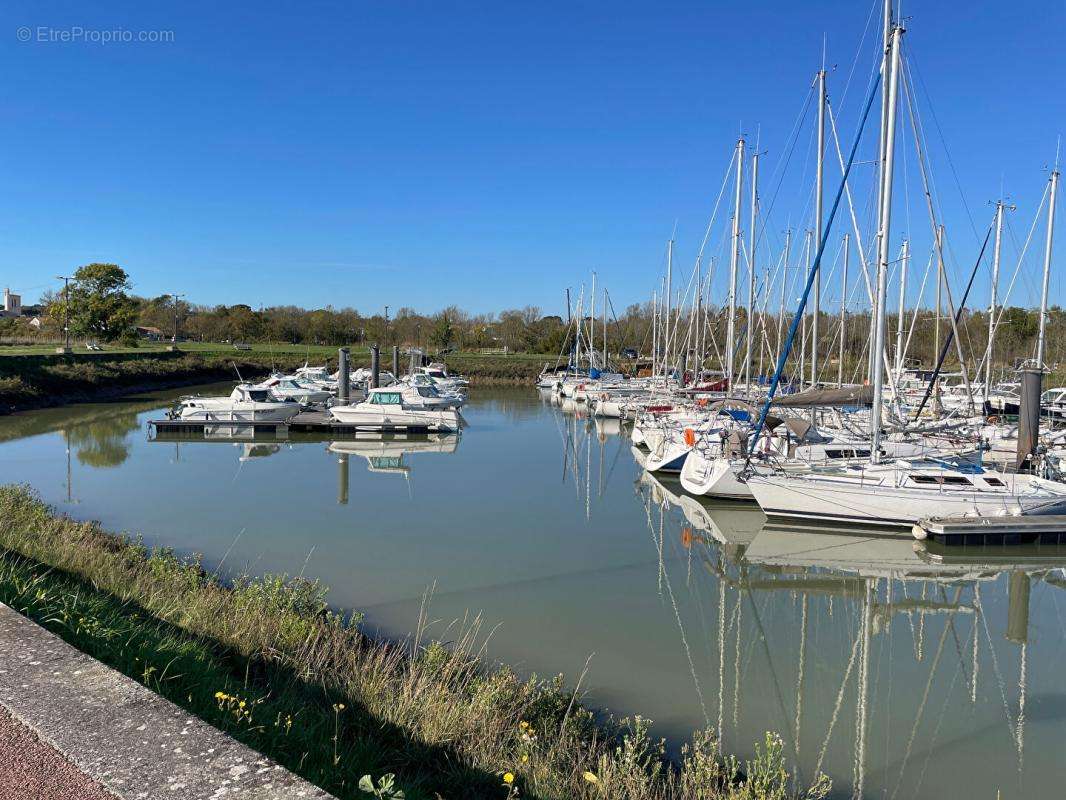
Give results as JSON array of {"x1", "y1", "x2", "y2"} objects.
[
  {"x1": 430, "y1": 313, "x2": 454, "y2": 349},
  {"x1": 49, "y1": 263, "x2": 137, "y2": 343}
]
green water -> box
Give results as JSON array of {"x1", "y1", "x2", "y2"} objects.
[{"x1": 1, "y1": 384, "x2": 1063, "y2": 799}]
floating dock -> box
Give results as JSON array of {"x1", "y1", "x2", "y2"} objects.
[
  {"x1": 913, "y1": 515, "x2": 1066, "y2": 545},
  {"x1": 148, "y1": 410, "x2": 455, "y2": 439}
]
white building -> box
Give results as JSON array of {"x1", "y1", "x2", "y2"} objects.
[{"x1": 1, "y1": 288, "x2": 21, "y2": 318}]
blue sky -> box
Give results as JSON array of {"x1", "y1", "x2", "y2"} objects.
[{"x1": 1, "y1": 0, "x2": 1063, "y2": 317}]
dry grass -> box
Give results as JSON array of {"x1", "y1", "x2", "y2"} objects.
[{"x1": 0, "y1": 485, "x2": 827, "y2": 800}]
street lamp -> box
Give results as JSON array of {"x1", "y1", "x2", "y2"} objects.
[
  {"x1": 171, "y1": 293, "x2": 186, "y2": 344},
  {"x1": 55, "y1": 275, "x2": 71, "y2": 353}
]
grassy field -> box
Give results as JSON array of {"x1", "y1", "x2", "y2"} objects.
[
  {"x1": 0, "y1": 486, "x2": 820, "y2": 800},
  {"x1": 0, "y1": 340, "x2": 368, "y2": 358}
]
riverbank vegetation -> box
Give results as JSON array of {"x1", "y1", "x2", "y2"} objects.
[
  {"x1": 0, "y1": 350, "x2": 547, "y2": 413},
  {"x1": 0, "y1": 486, "x2": 825, "y2": 800},
  {"x1": 12, "y1": 262, "x2": 1064, "y2": 370}
]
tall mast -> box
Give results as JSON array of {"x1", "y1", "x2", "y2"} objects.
[
  {"x1": 1036, "y1": 167, "x2": 1059, "y2": 370},
  {"x1": 727, "y1": 137, "x2": 745, "y2": 392},
  {"x1": 590, "y1": 271, "x2": 597, "y2": 369},
  {"x1": 894, "y1": 239, "x2": 908, "y2": 377},
  {"x1": 984, "y1": 200, "x2": 1006, "y2": 405},
  {"x1": 812, "y1": 67, "x2": 827, "y2": 387},
  {"x1": 870, "y1": 22, "x2": 903, "y2": 465},
  {"x1": 934, "y1": 225, "x2": 943, "y2": 366},
  {"x1": 665, "y1": 240, "x2": 673, "y2": 376},
  {"x1": 799, "y1": 230, "x2": 812, "y2": 390},
  {"x1": 651, "y1": 289, "x2": 658, "y2": 376},
  {"x1": 602, "y1": 287, "x2": 608, "y2": 369},
  {"x1": 838, "y1": 233, "x2": 849, "y2": 387},
  {"x1": 745, "y1": 151, "x2": 760, "y2": 394},
  {"x1": 777, "y1": 228, "x2": 791, "y2": 359}
]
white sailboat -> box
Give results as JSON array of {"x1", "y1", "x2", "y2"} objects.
[{"x1": 746, "y1": 12, "x2": 1066, "y2": 528}]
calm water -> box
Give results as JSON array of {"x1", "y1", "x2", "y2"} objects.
[{"x1": 2, "y1": 385, "x2": 1064, "y2": 799}]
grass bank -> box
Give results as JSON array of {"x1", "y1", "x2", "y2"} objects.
[
  {"x1": 0, "y1": 349, "x2": 549, "y2": 413},
  {"x1": 0, "y1": 486, "x2": 824, "y2": 800}
]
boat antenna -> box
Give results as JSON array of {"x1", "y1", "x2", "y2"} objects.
[{"x1": 232, "y1": 362, "x2": 245, "y2": 383}]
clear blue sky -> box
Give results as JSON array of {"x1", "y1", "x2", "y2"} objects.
[{"x1": 1, "y1": 0, "x2": 1063, "y2": 317}]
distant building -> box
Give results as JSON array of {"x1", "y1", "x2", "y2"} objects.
[
  {"x1": 136, "y1": 326, "x2": 165, "y2": 341},
  {"x1": 1, "y1": 288, "x2": 21, "y2": 318}
]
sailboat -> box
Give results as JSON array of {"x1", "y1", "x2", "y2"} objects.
[{"x1": 745, "y1": 10, "x2": 1066, "y2": 528}]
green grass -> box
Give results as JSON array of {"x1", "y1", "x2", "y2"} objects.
[{"x1": 0, "y1": 485, "x2": 825, "y2": 800}]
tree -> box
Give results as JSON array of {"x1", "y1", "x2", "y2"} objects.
[
  {"x1": 49, "y1": 263, "x2": 137, "y2": 343},
  {"x1": 430, "y1": 313, "x2": 454, "y2": 349}
]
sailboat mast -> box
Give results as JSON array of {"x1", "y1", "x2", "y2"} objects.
[
  {"x1": 665, "y1": 239, "x2": 673, "y2": 376},
  {"x1": 727, "y1": 137, "x2": 745, "y2": 392},
  {"x1": 894, "y1": 239, "x2": 908, "y2": 377},
  {"x1": 602, "y1": 287, "x2": 608, "y2": 369},
  {"x1": 746, "y1": 151, "x2": 760, "y2": 394},
  {"x1": 839, "y1": 232, "x2": 849, "y2": 387},
  {"x1": 984, "y1": 200, "x2": 1006, "y2": 405},
  {"x1": 651, "y1": 289, "x2": 658, "y2": 376},
  {"x1": 812, "y1": 67, "x2": 827, "y2": 387},
  {"x1": 778, "y1": 228, "x2": 791, "y2": 360},
  {"x1": 590, "y1": 271, "x2": 597, "y2": 369},
  {"x1": 1036, "y1": 167, "x2": 1059, "y2": 370},
  {"x1": 870, "y1": 22, "x2": 903, "y2": 464}
]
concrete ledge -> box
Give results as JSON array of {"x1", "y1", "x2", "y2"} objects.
[{"x1": 0, "y1": 603, "x2": 334, "y2": 799}]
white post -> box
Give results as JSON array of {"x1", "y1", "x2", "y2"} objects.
[
  {"x1": 727, "y1": 137, "x2": 745, "y2": 393},
  {"x1": 1036, "y1": 168, "x2": 1059, "y2": 371},
  {"x1": 870, "y1": 24, "x2": 903, "y2": 465}
]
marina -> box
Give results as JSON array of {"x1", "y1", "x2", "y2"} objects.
[{"x1": 2, "y1": 384, "x2": 1065, "y2": 798}]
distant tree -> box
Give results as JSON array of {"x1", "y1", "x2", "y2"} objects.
[
  {"x1": 430, "y1": 313, "x2": 454, "y2": 349},
  {"x1": 49, "y1": 263, "x2": 137, "y2": 343}
]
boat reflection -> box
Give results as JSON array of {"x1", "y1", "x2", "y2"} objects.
[
  {"x1": 637, "y1": 471, "x2": 1066, "y2": 799},
  {"x1": 329, "y1": 433, "x2": 460, "y2": 503}
]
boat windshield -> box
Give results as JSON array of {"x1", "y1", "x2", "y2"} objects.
[{"x1": 369, "y1": 392, "x2": 403, "y2": 405}]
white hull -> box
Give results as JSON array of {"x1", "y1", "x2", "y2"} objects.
[
  {"x1": 680, "y1": 452, "x2": 752, "y2": 499},
  {"x1": 747, "y1": 472, "x2": 1066, "y2": 528},
  {"x1": 329, "y1": 404, "x2": 460, "y2": 432}
]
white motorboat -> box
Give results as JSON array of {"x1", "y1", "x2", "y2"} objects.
[
  {"x1": 329, "y1": 387, "x2": 461, "y2": 432},
  {"x1": 255, "y1": 376, "x2": 332, "y2": 406},
  {"x1": 176, "y1": 384, "x2": 302, "y2": 422}
]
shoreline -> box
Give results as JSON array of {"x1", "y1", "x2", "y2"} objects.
[
  {"x1": 0, "y1": 485, "x2": 817, "y2": 800},
  {"x1": 0, "y1": 350, "x2": 542, "y2": 415}
]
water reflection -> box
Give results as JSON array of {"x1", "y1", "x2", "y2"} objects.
[
  {"x1": 638, "y1": 465, "x2": 1066, "y2": 799},
  {"x1": 2, "y1": 387, "x2": 1065, "y2": 799}
]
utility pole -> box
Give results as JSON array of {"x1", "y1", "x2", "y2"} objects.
[
  {"x1": 171, "y1": 293, "x2": 186, "y2": 345},
  {"x1": 55, "y1": 275, "x2": 71, "y2": 354},
  {"x1": 384, "y1": 305, "x2": 390, "y2": 348},
  {"x1": 726, "y1": 136, "x2": 745, "y2": 393},
  {"x1": 1036, "y1": 167, "x2": 1059, "y2": 371}
]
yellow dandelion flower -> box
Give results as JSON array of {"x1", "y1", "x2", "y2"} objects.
[
  {"x1": 503, "y1": 772, "x2": 515, "y2": 784},
  {"x1": 521, "y1": 754, "x2": 529, "y2": 763},
  {"x1": 519, "y1": 720, "x2": 529, "y2": 730},
  {"x1": 214, "y1": 691, "x2": 224, "y2": 699},
  {"x1": 583, "y1": 771, "x2": 599, "y2": 784}
]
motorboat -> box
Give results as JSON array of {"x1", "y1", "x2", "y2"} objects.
[
  {"x1": 328, "y1": 387, "x2": 461, "y2": 432},
  {"x1": 175, "y1": 384, "x2": 302, "y2": 422},
  {"x1": 255, "y1": 375, "x2": 332, "y2": 406}
]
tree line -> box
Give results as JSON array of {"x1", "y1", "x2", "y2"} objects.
[{"x1": 5, "y1": 263, "x2": 1064, "y2": 376}]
